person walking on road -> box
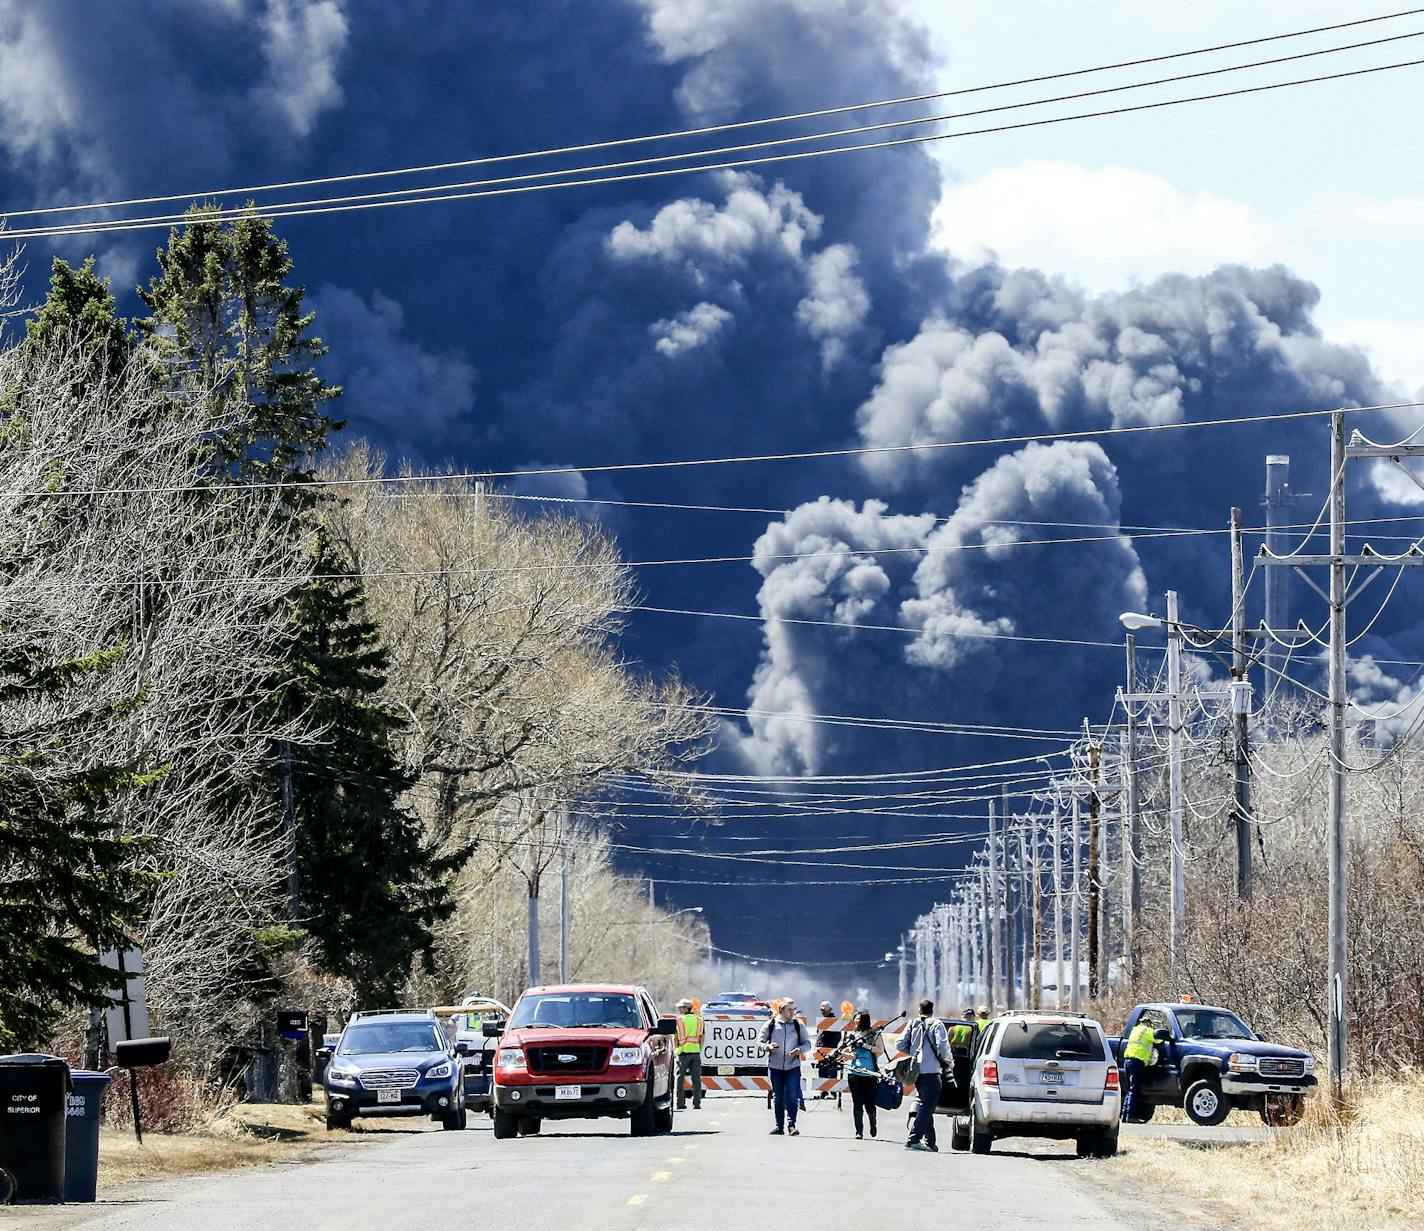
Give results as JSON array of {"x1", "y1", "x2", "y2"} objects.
[
  {"x1": 761, "y1": 999, "x2": 809, "y2": 1136},
  {"x1": 904, "y1": 999, "x2": 951, "y2": 1153},
  {"x1": 1121, "y1": 1018, "x2": 1157, "y2": 1123},
  {"x1": 841, "y1": 1010, "x2": 885, "y2": 1140},
  {"x1": 675, "y1": 997, "x2": 704, "y2": 1110}
]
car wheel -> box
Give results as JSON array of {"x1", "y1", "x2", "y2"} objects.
[
  {"x1": 517, "y1": 1117, "x2": 541, "y2": 1136},
  {"x1": 969, "y1": 1112, "x2": 993, "y2": 1155},
  {"x1": 654, "y1": 1090, "x2": 676, "y2": 1134},
  {"x1": 325, "y1": 1113, "x2": 352, "y2": 1131},
  {"x1": 950, "y1": 1116, "x2": 970, "y2": 1152},
  {"x1": 492, "y1": 1108, "x2": 518, "y2": 1140},
  {"x1": 441, "y1": 1109, "x2": 463, "y2": 1131},
  {"x1": 457, "y1": 1106, "x2": 469, "y2": 1130},
  {"x1": 1260, "y1": 1094, "x2": 1304, "y2": 1127},
  {"x1": 630, "y1": 1079, "x2": 658, "y2": 1137},
  {"x1": 1080, "y1": 1128, "x2": 1119, "y2": 1158},
  {"x1": 1184, "y1": 1076, "x2": 1231, "y2": 1127}
]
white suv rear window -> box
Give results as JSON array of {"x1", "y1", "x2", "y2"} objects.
[{"x1": 997, "y1": 1021, "x2": 1105, "y2": 1062}]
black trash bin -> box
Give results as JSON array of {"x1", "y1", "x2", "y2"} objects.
[
  {"x1": 0, "y1": 1054, "x2": 70, "y2": 1203},
  {"x1": 64, "y1": 1070, "x2": 111, "y2": 1203}
]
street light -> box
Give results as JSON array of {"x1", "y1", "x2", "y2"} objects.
[{"x1": 1118, "y1": 611, "x2": 1163, "y2": 631}]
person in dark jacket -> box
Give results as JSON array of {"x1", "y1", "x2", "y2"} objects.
[{"x1": 840, "y1": 1010, "x2": 886, "y2": 1140}]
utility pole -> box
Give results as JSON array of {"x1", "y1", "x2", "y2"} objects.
[
  {"x1": 939, "y1": 904, "x2": 953, "y2": 1008},
  {"x1": 1030, "y1": 820, "x2": 1042, "y2": 1009},
  {"x1": 987, "y1": 802, "x2": 1004, "y2": 1009},
  {"x1": 1261, "y1": 455, "x2": 1295, "y2": 694},
  {"x1": 1122, "y1": 633, "x2": 1141, "y2": 989},
  {"x1": 1166, "y1": 589, "x2": 1186, "y2": 976},
  {"x1": 1018, "y1": 815, "x2": 1032, "y2": 1008},
  {"x1": 1003, "y1": 793, "x2": 1018, "y2": 1010},
  {"x1": 1231, "y1": 507, "x2": 1255, "y2": 899},
  {"x1": 898, "y1": 931, "x2": 909, "y2": 1012},
  {"x1": 1052, "y1": 796, "x2": 1065, "y2": 1010},
  {"x1": 559, "y1": 834, "x2": 570, "y2": 983},
  {"x1": 1086, "y1": 728, "x2": 1101, "y2": 1000},
  {"x1": 1070, "y1": 794, "x2": 1082, "y2": 1013},
  {"x1": 979, "y1": 866, "x2": 994, "y2": 1010},
  {"x1": 278, "y1": 739, "x2": 299, "y2": 923},
  {"x1": 1326, "y1": 413, "x2": 1349, "y2": 1097}
]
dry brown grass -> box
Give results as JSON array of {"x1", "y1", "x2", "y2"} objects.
[
  {"x1": 1123, "y1": 1073, "x2": 1424, "y2": 1231},
  {"x1": 95, "y1": 1101, "x2": 423, "y2": 1187}
]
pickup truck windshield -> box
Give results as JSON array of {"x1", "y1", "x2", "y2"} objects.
[
  {"x1": 998, "y1": 1021, "x2": 1106, "y2": 1061},
  {"x1": 1174, "y1": 1009, "x2": 1256, "y2": 1041},
  {"x1": 339, "y1": 1023, "x2": 445, "y2": 1054},
  {"x1": 509, "y1": 992, "x2": 643, "y2": 1030}
]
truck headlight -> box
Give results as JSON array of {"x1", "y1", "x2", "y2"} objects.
[
  {"x1": 497, "y1": 1048, "x2": 527, "y2": 1072},
  {"x1": 1228, "y1": 1053, "x2": 1258, "y2": 1073},
  {"x1": 425, "y1": 1061, "x2": 452, "y2": 1080},
  {"x1": 610, "y1": 1046, "x2": 649, "y2": 1066},
  {"x1": 1303, "y1": 1056, "x2": 1316, "y2": 1072}
]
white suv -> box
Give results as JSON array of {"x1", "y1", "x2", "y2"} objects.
[{"x1": 951, "y1": 1012, "x2": 1121, "y2": 1157}]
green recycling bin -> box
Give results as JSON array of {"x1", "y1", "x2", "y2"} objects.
[
  {"x1": 65, "y1": 1070, "x2": 111, "y2": 1202},
  {"x1": 0, "y1": 1054, "x2": 69, "y2": 1203}
]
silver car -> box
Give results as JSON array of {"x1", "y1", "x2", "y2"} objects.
[{"x1": 952, "y1": 1012, "x2": 1122, "y2": 1157}]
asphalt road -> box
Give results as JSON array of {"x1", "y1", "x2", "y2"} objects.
[{"x1": 9, "y1": 1097, "x2": 1217, "y2": 1230}]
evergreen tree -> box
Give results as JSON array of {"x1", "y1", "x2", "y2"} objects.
[
  {"x1": 26, "y1": 258, "x2": 131, "y2": 370},
  {"x1": 0, "y1": 641, "x2": 157, "y2": 1052},
  {"x1": 137, "y1": 207, "x2": 450, "y2": 1000},
  {"x1": 137, "y1": 205, "x2": 342, "y2": 498},
  {"x1": 284, "y1": 533, "x2": 456, "y2": 1002}
]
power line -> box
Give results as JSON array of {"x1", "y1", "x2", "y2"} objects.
[
  {"x1": 9, "y1": 7, "x2": 1418, "y2": 223},
  {"x1": 15, "y1": 25, "x2": 1424, "y2": 242},
  {"x1": 10, "y1": 400, "x2": 1419, "y2": 501}
]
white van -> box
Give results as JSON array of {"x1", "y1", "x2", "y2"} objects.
[{"x1": 951, "y1": 1011, "x2": 1122, "y2": 1157}]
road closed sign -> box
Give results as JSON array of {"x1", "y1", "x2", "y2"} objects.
[{"x1": 702, "y1": 1017, "x2": 765, "y2": 1066}]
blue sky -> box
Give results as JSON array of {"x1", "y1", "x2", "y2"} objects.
[
  {"x1": 910, "y1": 0, "x2": 1424, "y2": 389},
  {"x1": 2, "y1": 1, "x2": 1420, "y2": 965}
]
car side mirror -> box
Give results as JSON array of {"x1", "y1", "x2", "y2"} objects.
[
  {"x1": 654, "y1": 1017, "x2": 679, "y2": 1036},
  {"x1": 453, "y1": 1041, "x2": 470, "y2": 1056},
  {"x1": 1154, "y1": 1030, "x2": 1172, "y2": 1044},
  {"x1": 316, "y1": 1047, "x2": 331, "y2": 1061},
  {"x1": 482, "y1": 1020, "x2": 504, "y2": 1038}
]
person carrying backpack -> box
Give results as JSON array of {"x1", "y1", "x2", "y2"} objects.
[
  {"x1": 903, "y1": 999, "x2": 952, "y2": 1152},
  {"x1": 760, "y1": 999, "x2": 810, "y2": 1136}
]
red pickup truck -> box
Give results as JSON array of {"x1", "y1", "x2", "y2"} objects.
[{"x1": 490, "y1": 983, "x2": 679, "y2": 1138}]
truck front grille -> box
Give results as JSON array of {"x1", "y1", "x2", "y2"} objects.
[
  {"x1": 1258, "y1": 1057, "x2": 1305, "y2": 1078},
  {"x1": 360, "y1": 1068, "x2": 420, "y2": 1090},
  {"x1": 527, "y1": 1047, "x2": 609, "y2": 1074}
]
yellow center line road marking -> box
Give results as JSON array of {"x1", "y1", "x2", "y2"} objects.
[
  {"x1": 628, "y1": 1195, "x2": 648, "y2": 1206},
  {"x1": 650, "y1": 1171, "x2": 671, "y2": 1182}
]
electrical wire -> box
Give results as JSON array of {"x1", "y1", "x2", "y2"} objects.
[
  {"x1": 7, "y1": 57, "x2": 1424, "y2": 241},
  {"x1": 11, "y1": 7, "x2": 1419, "y2": 221},
  {"x1": 15, "y1": 26, "x2": 1424, "y2": 242}
]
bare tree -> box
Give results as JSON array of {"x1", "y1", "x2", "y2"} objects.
[{"x1": 0, "y1": 329, "x2": 313, "y2": 1066}]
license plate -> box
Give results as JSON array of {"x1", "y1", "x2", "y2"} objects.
[
  {"x1": 554, "y1": 1085, "x2": 582, "y2": 1101},
  {"x1": 718, "y1": 1066, "x2": 736, "y2": 1076},
  {"x1": 1040, "y1": 1071, "x2": 1065, "y2": 1085},
  {"x1": 377, "y1": 1088, "x2": 401, "y2": 1103}
]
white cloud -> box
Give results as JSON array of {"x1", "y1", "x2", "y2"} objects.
[
  {"x1": 606, "y1": 175, "x2": 821, "y2": 272},
  {"x1": 254, "y1": 0, "x2": 349, "y2": 138},
  {"x1": 932, "y1": 161, "x2": 1288, "y2": 288},
  {"x1": 650, "y1": 301, "x2": 733, "y2": 357},
  {"x1": 1316, "y1": 315, "x2": 1424, "y2": 399},
  {"x1": 796, "y1": 244, "x2": 869, "y2": 370}
]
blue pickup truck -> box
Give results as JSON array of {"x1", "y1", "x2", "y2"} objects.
[{"x1": 1108, "y1": 1001, "x2": 1316, "y2": 1126}]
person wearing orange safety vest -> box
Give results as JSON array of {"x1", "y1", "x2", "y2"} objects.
[
  {"x1": 1121, "y1": 1019, "x2": 1158, "y2": 1123},
  {"x1": 675, "y1": 998, "x2": 704, "y2": 1110}
]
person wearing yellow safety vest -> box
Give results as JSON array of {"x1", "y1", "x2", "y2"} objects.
[
  {"x1": 674, "y1": 998, "x2": 704, "y2": 1110},
  {"x1": 1120, "y1": 1019, "x2": 1157, "y2": 1123}
]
